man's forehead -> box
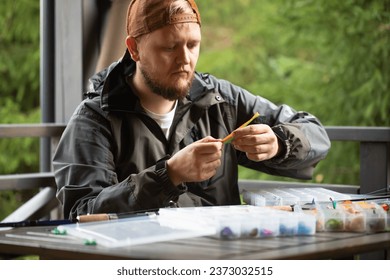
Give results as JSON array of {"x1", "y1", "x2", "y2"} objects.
[{"x1": 142, "y1": 22, "x2": 201, "y2": 42}]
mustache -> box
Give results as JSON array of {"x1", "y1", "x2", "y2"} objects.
[{"x1": 172, "y1": 69, "x2": 190, "y2": 75}]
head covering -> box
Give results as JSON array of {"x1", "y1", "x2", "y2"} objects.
[{"x1": 126, "y1": 0, "x2": 201, "y2": 37}]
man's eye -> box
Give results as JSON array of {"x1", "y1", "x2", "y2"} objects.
[{"x1": 188, "y1": 42, "x2": 199, "y2": 49}]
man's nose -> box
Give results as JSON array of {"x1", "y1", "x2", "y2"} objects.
[{"x1": 176, "y1": 46, "x2": 190, "y2": 65}]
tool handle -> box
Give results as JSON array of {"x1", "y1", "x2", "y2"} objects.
[{"x1": 77, "y1": 213, "x2": 111, "y2": 223}]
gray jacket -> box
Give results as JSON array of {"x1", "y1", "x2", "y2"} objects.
[{"x1": 53, "y1": 51, "x2": 331, "y2": 219}]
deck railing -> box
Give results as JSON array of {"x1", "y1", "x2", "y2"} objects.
[
  {"x1": 0, "y1": 124, "x2": 389, "y2": 222},
  {"x1": 0, "y1": 124, "x2": 66, "y2": 222}
]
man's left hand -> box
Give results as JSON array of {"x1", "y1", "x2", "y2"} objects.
[{"x1": 230, "y1": 124, "x2": 280, "y2": 162}]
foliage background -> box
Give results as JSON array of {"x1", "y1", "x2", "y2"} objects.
[
  {"x1": 1, "y1": 1, "x2": 41, "y2": 219},
  {"x1": 0, "y1": 0, "x2": 389, "y2": 219},
  {"x1": 196, "y1": 0, "x2": 390, "y2": 184}
]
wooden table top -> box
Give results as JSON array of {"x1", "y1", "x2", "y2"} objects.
[{"x1": 1, "y1": 226, "x2": 389, "y2": 260}]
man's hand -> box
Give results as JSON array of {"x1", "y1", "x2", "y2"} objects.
[
  {"x1": 166, "y1": 136, "x2": 223, "y2": 186},
  {"x1": 231, "y1": 124, "x2": 280, "y2": 162}
]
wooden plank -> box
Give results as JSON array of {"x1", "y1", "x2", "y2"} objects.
[
  {"x1": 326, "y1": 126, "x2": 390, "y2": 142},
  {"x1": 1, "y1": 226, "x2": 389, "y2": 260},
  {"x1": 1, "y1": 187, "x2": 58, "y2": 222},
  {"x1": 0, "y1": 124, "x2": 65, "y2": 138},
  {"x1": 235, "y1": 232, "x2": 390, "y2": 260},
  {"x1": 0, "y1": 172, "x2": 56, "y2": 191},
  {"x1": 360, "y1": 142, "x2": 389, "y2": 194},
  {"x1": 239, "y1": 179, "x2": 360, "y2": 194},
  {"x1": 55, "y1": 0, "x2": 84, "y2": 123}
]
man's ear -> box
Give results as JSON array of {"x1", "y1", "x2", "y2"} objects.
[{"x1": 126, "y1": 36, "x2": 139, "y2": 61}]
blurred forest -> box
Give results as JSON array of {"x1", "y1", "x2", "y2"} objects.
[{"x1": 0, "y1": 0, "x2": 389, "y2": 219}]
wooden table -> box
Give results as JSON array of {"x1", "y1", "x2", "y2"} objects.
[{"x1": 0, "y1": 226, "x2": 389, "y2": 260}]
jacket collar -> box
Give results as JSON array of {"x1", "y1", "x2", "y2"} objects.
[{"x1": 89, "y1": 49, "x2": 222, "y2": 112}]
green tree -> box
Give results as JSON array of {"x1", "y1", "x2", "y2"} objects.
[
  {"x1": 0, "y1": 0, "x2": 40, "y2": 109},
  {"x1": 0, "y1": 0, "x2": 40, "y2": 219},
  {"x1": 197, "y1": 0, "x2": 390, "y2": 185}
]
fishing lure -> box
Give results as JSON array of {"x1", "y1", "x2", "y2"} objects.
[{"x1": 222, "y1": 112, "x2": 260, "y2": 144}]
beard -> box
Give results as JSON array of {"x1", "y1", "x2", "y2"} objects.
[{"x1": 140, "y1": 67, "x2": 194, "y2": 101}]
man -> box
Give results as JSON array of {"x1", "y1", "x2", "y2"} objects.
[{"x1": 53, "y1": 0, "x2": 331, "y2": 219}]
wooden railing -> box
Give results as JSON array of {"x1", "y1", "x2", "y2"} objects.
[
  {"x1": 0, "y1": 124, "x2": 66, "y2": 222},
  {"x1": 326, "y1": 126, "x2": 390, "y2": 194},
  {"x1": 241, "y1": 126, "x2": 390, "y2": 195},
  {"x1": 0, "y1": 124, "x2": 389, "y2": 222}
]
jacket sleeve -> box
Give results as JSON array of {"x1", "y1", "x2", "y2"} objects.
[
  {"x1": 221, "y1": 80, "x2": 331, "y2": 180},
  {"x1": 262, "y1": 107, "x2": 330, "y2": 179},
  {"x1": 52, "y1": 101, "x2": 184, "y2": 219}
]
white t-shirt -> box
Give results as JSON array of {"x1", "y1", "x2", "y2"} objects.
[{"x1": 143, "y1": 101, "x2": 177, "y2": 139}]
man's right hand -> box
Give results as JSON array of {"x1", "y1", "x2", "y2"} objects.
[{"x1": 166, "y1": 136, "x2": 223, "y2": 186}]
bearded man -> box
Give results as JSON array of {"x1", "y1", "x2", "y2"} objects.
[{"x1": 53, "y1": 0, "x2": 330, "y2": 219}]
